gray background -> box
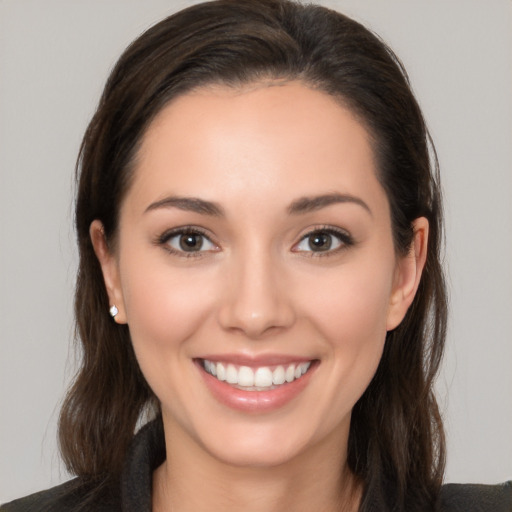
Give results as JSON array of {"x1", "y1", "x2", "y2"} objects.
[{"x1": 1, "y1": 0, "x2": 511, "y2": 503}]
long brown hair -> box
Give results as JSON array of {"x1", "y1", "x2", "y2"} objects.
[{"x1": 60, "y1": 1, "x2": 447, "y2": 510}]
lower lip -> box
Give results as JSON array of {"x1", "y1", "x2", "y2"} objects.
[{"x1": 196, "y1": 360, "x2": 317, "y2": 413}]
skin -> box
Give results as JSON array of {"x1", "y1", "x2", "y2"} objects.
[{"x1": 91, "y1": 82, "x2": 428, "y2": 512}]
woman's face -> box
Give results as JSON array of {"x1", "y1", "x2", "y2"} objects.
[{"x1": 93, "y1": 82, "x2": 425, "y2": 468}]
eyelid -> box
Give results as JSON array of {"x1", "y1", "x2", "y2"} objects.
[
  {"x1": 156, "y1": 226, "x2": 220, "y2": 257},
  {"x1": 292, "y1": 225, "x2": 354, "y2": 256}
]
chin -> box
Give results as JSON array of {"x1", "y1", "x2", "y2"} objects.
[{"x1": 204, "y1": 432, "x2": 312, "y2": 469}]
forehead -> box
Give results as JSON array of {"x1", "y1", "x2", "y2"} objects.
[{"x1": 127, "y1": 81, "x2": 387, "y2": 217}]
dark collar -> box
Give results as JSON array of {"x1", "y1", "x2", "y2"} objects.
[{"x1": 121, "y1": 418, "x2": 166, "y2": 512}]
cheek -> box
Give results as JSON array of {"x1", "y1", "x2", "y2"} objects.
[
  {"x1": 311, "y1": 262, "x2": 393, "y2": 339},
  {"x1": 320, "y1": 264, "x2": 393, "y2": 408},
  {"x1": 299, "y1": 256, "x2": 395, "y2": 385},
  {"x1": 118, "y1": 255, "x2": 223, "y2": 416},
  {"x1": 119, "y1": 255, "x2": 218, "y2": 358}
]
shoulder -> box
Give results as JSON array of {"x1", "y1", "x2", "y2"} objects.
[
  {"x1": 439, "y1": 481, "x2": 512, "y2": 512},
  {"x1": 0, "y1": 478, "x2": 121, "y2": 512}
]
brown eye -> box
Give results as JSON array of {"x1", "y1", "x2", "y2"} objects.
[
  {"x1": 307, "y1": 232, "x2": 332, "y2": 251},
  {"x1": 161, "y1": 229, "x2": 217, "y2": 254},
  {"x1": 179, "y1": 233, "x2": 204, "y2": 252},
  {"x1": 294, "y1": 228, "x2": 353, "y2": 254}
]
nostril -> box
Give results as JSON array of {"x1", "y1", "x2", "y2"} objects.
[{"x1": 217, "y1": 299, "x2": 296, "y2": 338}]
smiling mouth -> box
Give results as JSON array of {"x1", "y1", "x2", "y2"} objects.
[{"x1": 200, "y1": 359, "x2": 313, "y2": 391}]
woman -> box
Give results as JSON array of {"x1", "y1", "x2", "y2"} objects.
[{"x1": 2, "y1": 1, "x2": 510, "y2": 511}]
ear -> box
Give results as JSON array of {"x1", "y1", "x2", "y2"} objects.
[
  {"x1": 90, "y1": 220, "x2": 127, "y2": 324},
  {"x1": 386, "y1": 217, "x2": 429, "y2": 331}
]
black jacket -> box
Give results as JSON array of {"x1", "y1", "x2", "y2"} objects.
[{"x1": 2, "y1": 420, "x2": 511, "y2": 511}]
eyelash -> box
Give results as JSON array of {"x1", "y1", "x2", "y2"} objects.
[
  {"x1": 156, "y1": 227, "x2": 218, "y2": 258},
  {"x1": 155, "y1": 225, "x2": 354, "y2": 258},
  {"x1": 292, "y1": 226, "x2": 354, "y2": 257}
]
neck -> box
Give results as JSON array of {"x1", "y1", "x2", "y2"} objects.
[{"x1": 152, "y1": 419, "x2": 361, "y2": 512}]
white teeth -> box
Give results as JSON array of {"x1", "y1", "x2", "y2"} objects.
[
  {"x1": 203, "y1": 360, "x2": 312, "y2": 389},
  {"x1": 216, "y1": 362, "x2": 226, "y2": 381},
  {"x1": 238, "y1": 366, "x2": 254, "y2": 387},
  {"x1": 226, "y1": 364, "x2": 238, "y2": 384},
  {"x1": 285, "y1": 365, "x2": 295, "y2": 383},
  {"x1": 272, "y1": 366, "x2": 286, "y2": 385},
  {"x1": 300, "y1": 362, "x2": 311, "y2": 375},
  {"x1": 254, "y1": 367, "x2": 273, "y2": 387}
]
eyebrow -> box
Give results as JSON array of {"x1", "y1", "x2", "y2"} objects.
[
  {"x1": 144, "y1": 196, "x2": 224, "y2": 216},
  {"x1": 287, "y1": 193, "x2": 372, "y2": 216},
  {"x1": 144, "y1": 192, "x2": 371, "y2": 217}
]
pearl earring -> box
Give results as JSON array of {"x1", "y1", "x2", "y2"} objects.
[{"x1": 109, "y1": 305, "x2": 119, "y2": 318}]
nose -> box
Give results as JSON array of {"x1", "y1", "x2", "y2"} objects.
[{"x1": 217, "y1": 249, "x2": 296, "y2": 339}]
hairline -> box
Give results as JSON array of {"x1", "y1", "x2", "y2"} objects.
[{"x1": 107, "y1": 76, "x2": 386, "y2": 245}]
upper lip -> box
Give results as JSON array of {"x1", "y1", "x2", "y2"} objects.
[{"x1": 196, "y1": 353, "x2": 316, "y2": 367}]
